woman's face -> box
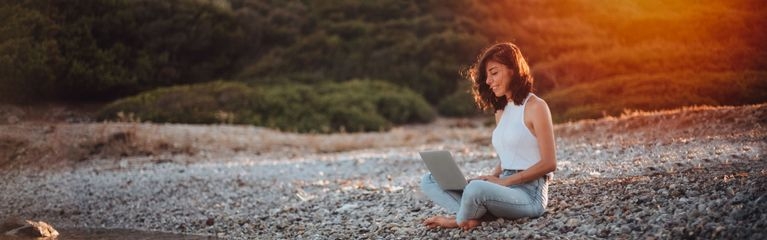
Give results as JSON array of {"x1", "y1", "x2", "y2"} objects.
[{"x1": 485, "y1": 60, "x2": 512, "y2": 98}]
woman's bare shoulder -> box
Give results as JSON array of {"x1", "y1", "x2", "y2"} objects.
[
  {"x1": 527, "y1": 95, "x2": 549, "y2": 110},
  {"x1": 526, "y1": 95, "x2": 552, "y2": 122}
]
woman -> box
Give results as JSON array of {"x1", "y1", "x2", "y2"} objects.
[{"x1": 420, "y1": 42, "x2": 557, "y2": 230}]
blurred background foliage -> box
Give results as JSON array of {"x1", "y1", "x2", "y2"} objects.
[
  {"x1": 1, "y1": 0, "x2": 765, "y2": 132},
  {"x1": 97, "y1": 80, "x2": 435, "y2": 133}
]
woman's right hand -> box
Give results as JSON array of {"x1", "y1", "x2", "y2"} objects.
[
  {"x1": 471, "y1": 175, "x2": 504, "y2": 185},
  {"x1": 472, "y1": 174, "x2": 500, "y2": 180}
]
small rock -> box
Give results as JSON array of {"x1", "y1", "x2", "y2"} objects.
[
  {"x1": 385, "y1": 223, "x2": 399, "y2": 229},
  {"x1": 565, "y1": 218, "x2": 580, "y2": 227},
  {"x1": 1, "y1": 218, "x2": 59, "y2": 238},
  {"x1": 336, "y1": 203, "x2": 359, "y2": 213},
  {"x1": 396, "y1": 227, "x2": 414, "y2": 235},
  {"x1": 620, "y1": 225, "x2": 631, "y2": 234},
  {"x1": 488, "y1": 220, "x2": 500, "y2": 228},
  {"x1": 697, "y1": 204, "x2": 706, "y2": 212}
]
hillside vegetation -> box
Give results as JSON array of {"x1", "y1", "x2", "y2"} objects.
[
  {"x1": 479, "y1": 0, "x2": 767, "y2": 121},
  {"x1": 1, "y1": 0, "x2": 765, "y2": 131},
  {"x1": 97, "y1": 80, "x2": 435, "y2": 132}
]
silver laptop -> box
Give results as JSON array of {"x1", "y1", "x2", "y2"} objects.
[{"x1": 419, "y1": 150, "x2": 468, "y2": 190}]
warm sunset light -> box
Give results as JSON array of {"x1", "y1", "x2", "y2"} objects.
[
  {"x1": 1, "y1": 0, "x2": 765, "y2": 239},
  {"x1": 473, "y1": 0, "x2": 766, "y2": 121}
]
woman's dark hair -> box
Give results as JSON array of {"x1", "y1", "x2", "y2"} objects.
[{"x1": 468, "y1": 42, "x2": 534, "y2": 112}]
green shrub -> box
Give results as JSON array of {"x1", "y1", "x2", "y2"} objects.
[
  {"x1": 319, "y1": 80, "x2": 436, "y2": 125},
  {"x1": 8, "y1": 0, "x2": 765, "y2": 122},
  {"x1": 437, "y1": 83, "x2": 483, "y2": 117},
  {"x1": 98, "y1": 81, "x2": 260, "y2": 124},
  {"x1": 98, "y1": 80, "x2": 436, "y2": 133},
  {"x1": 0, "y1": 3, "x2": 57, "y2": 102},
  {"x1": 237, "y1": 0, "x2": 487, "y2": 103},
  {"x1": 1, "y1": 0, "x2": 253, "y2": 102},
  {"x1": 545, "y1": 71, "x2": 767, "y2": 122}
]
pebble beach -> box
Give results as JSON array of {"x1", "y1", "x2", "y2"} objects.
[{"x1": 1, "y1": 104, "x2": 765, "y2": 239}]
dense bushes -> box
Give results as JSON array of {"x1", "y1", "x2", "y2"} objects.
[
  {"x1": 3, "y1": 0, "x2": 766, "y2": 126},
  {"x1": 98, "y1": 80, "x2": 435, "y2": 132},
  {"x1": 546, "y1": 71, "x2": 767, "y2": 122},
  {"x1": 467, "y1": 0, "x2": 767, "y2": 120},
  {"x1": 0, "y1": 0, "x2": 253, "y2": 102},
  {"x1": 0, "y1": 0, "x2": 487, "y2": 105},
  {"x1": 0, "y1": 3, "x2": 58, "y2": 101},
  {"x1": 437, "y1": 82, "x2": 483, "y2": 117},
  {"x1": 234, "y1": 0, "x2": 487, "y2": 103}
]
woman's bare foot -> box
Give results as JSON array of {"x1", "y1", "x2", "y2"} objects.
[
  {"x1": 423, "y1": 216, "x2": 482, "y2": 231},
  {"x1": 458, "y1": 219, "x2": 481, "y2": 231},
  {"x1": 423, "y1": 216, "x2": 458, "y2": 229}
]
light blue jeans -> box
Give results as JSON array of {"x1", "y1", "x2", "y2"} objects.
[{"x1": 420, "y1": 169, "x2": 549, "y2": 224}]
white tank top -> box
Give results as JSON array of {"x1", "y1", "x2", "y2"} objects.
[{"x1": 492, "y1": 93, "x2": 540, "y2": 170}]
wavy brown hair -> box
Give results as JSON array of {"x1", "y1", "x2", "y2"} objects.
[{"x1": 468, "y1": 42, "x2": 534, "y2": 112}]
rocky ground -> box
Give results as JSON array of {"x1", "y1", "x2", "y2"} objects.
[{"x1": 0, "y1": 104, "x2": 765, "y2": 239}]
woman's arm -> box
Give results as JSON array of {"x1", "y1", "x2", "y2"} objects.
[
  {"x1": 499, "y1": 97, "x2": 557, "y2": 185},
  {"x1": 489, "y1": 163, "x2": 502, "y2": 177}
]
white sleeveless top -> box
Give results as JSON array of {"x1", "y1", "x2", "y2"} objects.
[{"x1": 492, "y1": 93, "x2": 540, "y2": 170}]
